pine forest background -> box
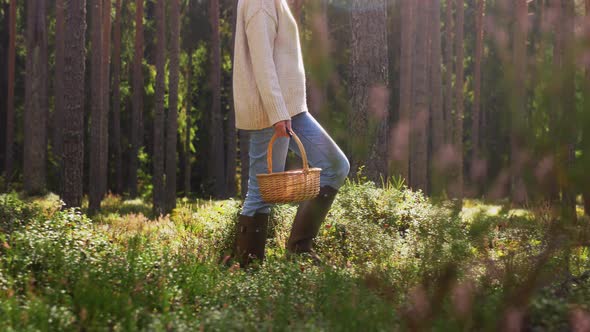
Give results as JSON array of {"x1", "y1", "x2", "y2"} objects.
[{"x1": 0, "y1": 0, "x2": 589, "y2": 218}]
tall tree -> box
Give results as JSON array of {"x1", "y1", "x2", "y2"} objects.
[
  {"x1": 429, "y1": 0, "x2": 444, "y2": 194},
  {"x1": 471, "y1": 0, "x2": 485, "y2": 192},
  {"x1": 584, "y1": 0, "x2": 590, "y2": 215},
  {"x1": 101, "y1": 0, "x2": 112, "y2": 189},
  {"x1": 452, "y1": 0, "x2": 464, "y2": 201},
  {"x1": 24, "y1": 0, "x2": 49, "y2": 195},
  {"x1": 410, "y1": 0, "x2": 429, "y2": 192},
  {"x1": 225, "y1": 0, "x2": 238, "y2": 198},
  {"x1": 130, "y1": 0, "x2": 144, "y2": 197},
  {"x1": 444, "y1": 0, "x2": 454, "y2": 144},
  {"x1": 4, "y1": 0, "x2": 16, "y2": 181},
  {"x1": 53, "y1": 0, "x2": 65, "y2": 191},
  {"x1": 350, "y1": 0, "x2": 389, "y2": 181},
  {"x1": 184, "y1": 50, "x2": 192, "y2": 197},
  {"x1": 89, "y1": 0, "x2": 108, "y2": 212},
  {"x1": 561, "y1": 0, "x2": 577, "y2": 220},
  {"x1": 0, "y1": 2, "x2": 6, "y2": 177},
  {"x1": 153, "y1": 0, "x2": 166, "y2": 215},
  {"x1": 63, "y1": 0, "x2": 87, "y2": 207},
  {"x1": 166, "y1": 0, "x2": 180, "y2": 212},
  {"x1": 511, "y1": 0, "x2": 528, "y2": 205},
  {"x1": 396, "y1": 0, "x2": 414, "y2": 181},
  {"x1": 209, "y1": 0, "x2": 225, "y2": 197},
  {"x1": 111, "y1": 0, "x2": 123, "y2": 193},
  {"x1": 549, "y1": 0, "x2": 576, "y2": 218}
]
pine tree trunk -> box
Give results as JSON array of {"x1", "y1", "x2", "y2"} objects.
[
  {"x1": 184, "y1": 51, "x2": 192, "y2": 197},
  {"x1": 452, "y1": 0, "x2": 464, "y2": 202},
  {"x1": 444, "y1": 0, "x2": 454, "y2": 145},
  {"x1": 89, "y1": 0, "x2": 105, "y2": 212},
  {"x1": 111, "y1": 0, "x2": 123, "y2": 194},
  {"x1": 306, "y1": 1, "x2": 330, "y2": 117},
  {"x1": 471, "y1": 0, "x2": 485, "y2": 194},
  {"x1": 0, "y1": 2, "x2": 6, "y2": 177},
  {"x1": 209, "y1": 0, "x2": 226, "y2": 198},
  {"x1": 62, "y1": 0, "x2": 87, "y2": 207},
  {"x1": 548, "y1": 0, "x2": 562, "y2": 203},
  {"x1": 101, "y1": 0, "x2": 111, "y2": 195},
  {"x1": 584, "y1": 0, "x2": 590, "y2": 215},
  {"x1": 511, "y1": 0, "x2": 528, "y2": 205},
  {"x1": 130, "y1": 0, "x2": 144, "y2": 197},
  {"x1": 562, "y1": 0, "x2": 576, "y2": 221},
  {"x1": 24, "y1": 0, "x2": 49, "y2": 195},
  {"x1": 409, "y1": 0, "x2": 429, "y2": 192},
  {"x1": 166, "y1": 0, "x2": 180, "y2": 212},
  {"x1": 153, "y1": 0, "x2": 166, "y2": 215},
  {"x1": 225, "y1": 0, "x2": 238, "y2": 197},
  {"x1": 4, "y1": 0, "x2": 16, "y2": 181},
  {"x1": 396, "y1": 0, "x2": 414, "y2": 182},
  {"x1": 429, "y1": 0, "x2": 444, "y2": 195},
  {"x1": 350, "y1": 0, "x2": 389, "y2": 181},
  {"x1": 53, "y1": 0, "x2": 65, "y2": 193}
]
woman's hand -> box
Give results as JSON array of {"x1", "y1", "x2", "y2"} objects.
[{"x1": 274, "y1": 120, "x2": 292, "y2": 138}]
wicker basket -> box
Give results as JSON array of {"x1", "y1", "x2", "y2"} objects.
[{"x1": 256, "y1": 131, "x2": 322, "y2": 203}]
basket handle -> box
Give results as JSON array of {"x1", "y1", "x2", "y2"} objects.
[{"x1": 267, "y1": 130, "x2": 310, "y2": 174}]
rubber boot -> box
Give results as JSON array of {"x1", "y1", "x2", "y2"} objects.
[
  {"x1": 286, "y1": 186, "x2": 338, "y2": 262},
  {"x1": 234, "y1": 213, "x2": 269, "y2": 268}
]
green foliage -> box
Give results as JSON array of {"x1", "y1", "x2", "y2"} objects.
[
  {"x1": 0, "y1": 183, "x2": 589, "y2": 330},
  {"x1": 0, "y1": 192, "x2": 41, "y2": 236}
]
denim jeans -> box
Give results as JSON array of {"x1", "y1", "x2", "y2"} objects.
[{"x1": 242, "y1": 112, "x2": 350, "y2": 216}]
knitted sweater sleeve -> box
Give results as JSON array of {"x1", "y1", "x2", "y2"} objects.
[{"x1": 245, "y1": 9, "x2": 291, "y2": 126}]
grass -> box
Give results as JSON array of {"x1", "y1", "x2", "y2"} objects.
[{"x1": 1, "y1": 180, "x2": 590, "y2": 331}]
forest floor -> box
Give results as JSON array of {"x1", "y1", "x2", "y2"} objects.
[{"x1": 1, "y1": 180, "x2": 590, "y2": 331}]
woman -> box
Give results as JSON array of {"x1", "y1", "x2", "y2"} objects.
[{"x1": 233, "y1": 0, "x2": 349, "y2": 267}]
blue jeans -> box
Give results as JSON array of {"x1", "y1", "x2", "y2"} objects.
[{"x1": 242, "y1": 112, "x2": 350, "y2": 216}]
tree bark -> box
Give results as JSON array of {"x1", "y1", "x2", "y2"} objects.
[
  {"x1": 350, "y1": 0, "x2": 389, "y2": 181},
  {"x1": 166, "y1": 0, "x2": 180, "y2": 212},
  {"x1": 0, "y1": 2, "x2": 6, "y2": 177},
  {"x1": 209, "y1": 0, "x2": 226, "y2": 197},
  {"x1": 511, "y1": 0, "x2": 528, "y2": 205},
  {"x1": 396, "y1": 0, "x2": 414, "y2": 182},
  {"x1": 184, "y1": 50, "x2": 192, "y2": 197},
  {"x1": 111, "y1": 0, "x2": 123, "y2": 194},
  {"x1": 53, "y1": 0, "x2": 65, "y2": 192},
  {"x1": 62, "y1": 0, "x2": 87, "y2": 207},
  {"x1": 429, "y1": 0, "x2": 444, "y2": 195},
  {"x1": 561, "y1": 0, "x2": 576, "y2": 221},
  {"x1": 89, "y1": 0, "x2": 107, "y2": 212},
  {"x1": 226, "y1": 0, "x2": 238, "y2": 197},
  {"x1": 584, "y1": 0, "x2": 590, "y2": 215},
  {"x1": 130, "y1": 0, "x2": 144, "y2": 197},
  {"x1": 101, "y1": 0, "x2": 111, "y2": 197},
  {"x1": 472, "y1": 0, "x2": 485, "y2": 156},
  {"x1": 471, "y1": 0, "x2": 485, "y2": 194},
  {"x1": 305, "y1": 1, "x2": 330, "y2": 117},
  {"x1": 452, "y1": 0, "x2": 464, "y2": 201},
  {"x1": 410, "y1": 0, "x2": 429, "y2": 192},
  {"x1": 24, "y1": 0, "x2": 49, "y2": 195},
  {"x1": 4, "y1": 0, "x2": 16, "y2": 181},
  {"x1": 444, "y1": 0, "x2": 454, "y2": 145},
  {"x1": 153, "y1": 0, "x2": 166, "y2": 215}
]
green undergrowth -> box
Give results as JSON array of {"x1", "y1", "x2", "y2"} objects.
[{"x1": 1, "y1": 180, "x2": 589, "y2": 331}]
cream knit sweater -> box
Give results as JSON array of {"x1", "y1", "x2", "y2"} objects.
[{"x1": 233, "y1": 0, "x2": 308, "y2": 130}]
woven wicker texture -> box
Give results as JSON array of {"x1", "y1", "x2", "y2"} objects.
[{"x1": 257, "y1": 131, "x2": 322, "y2": 203}]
